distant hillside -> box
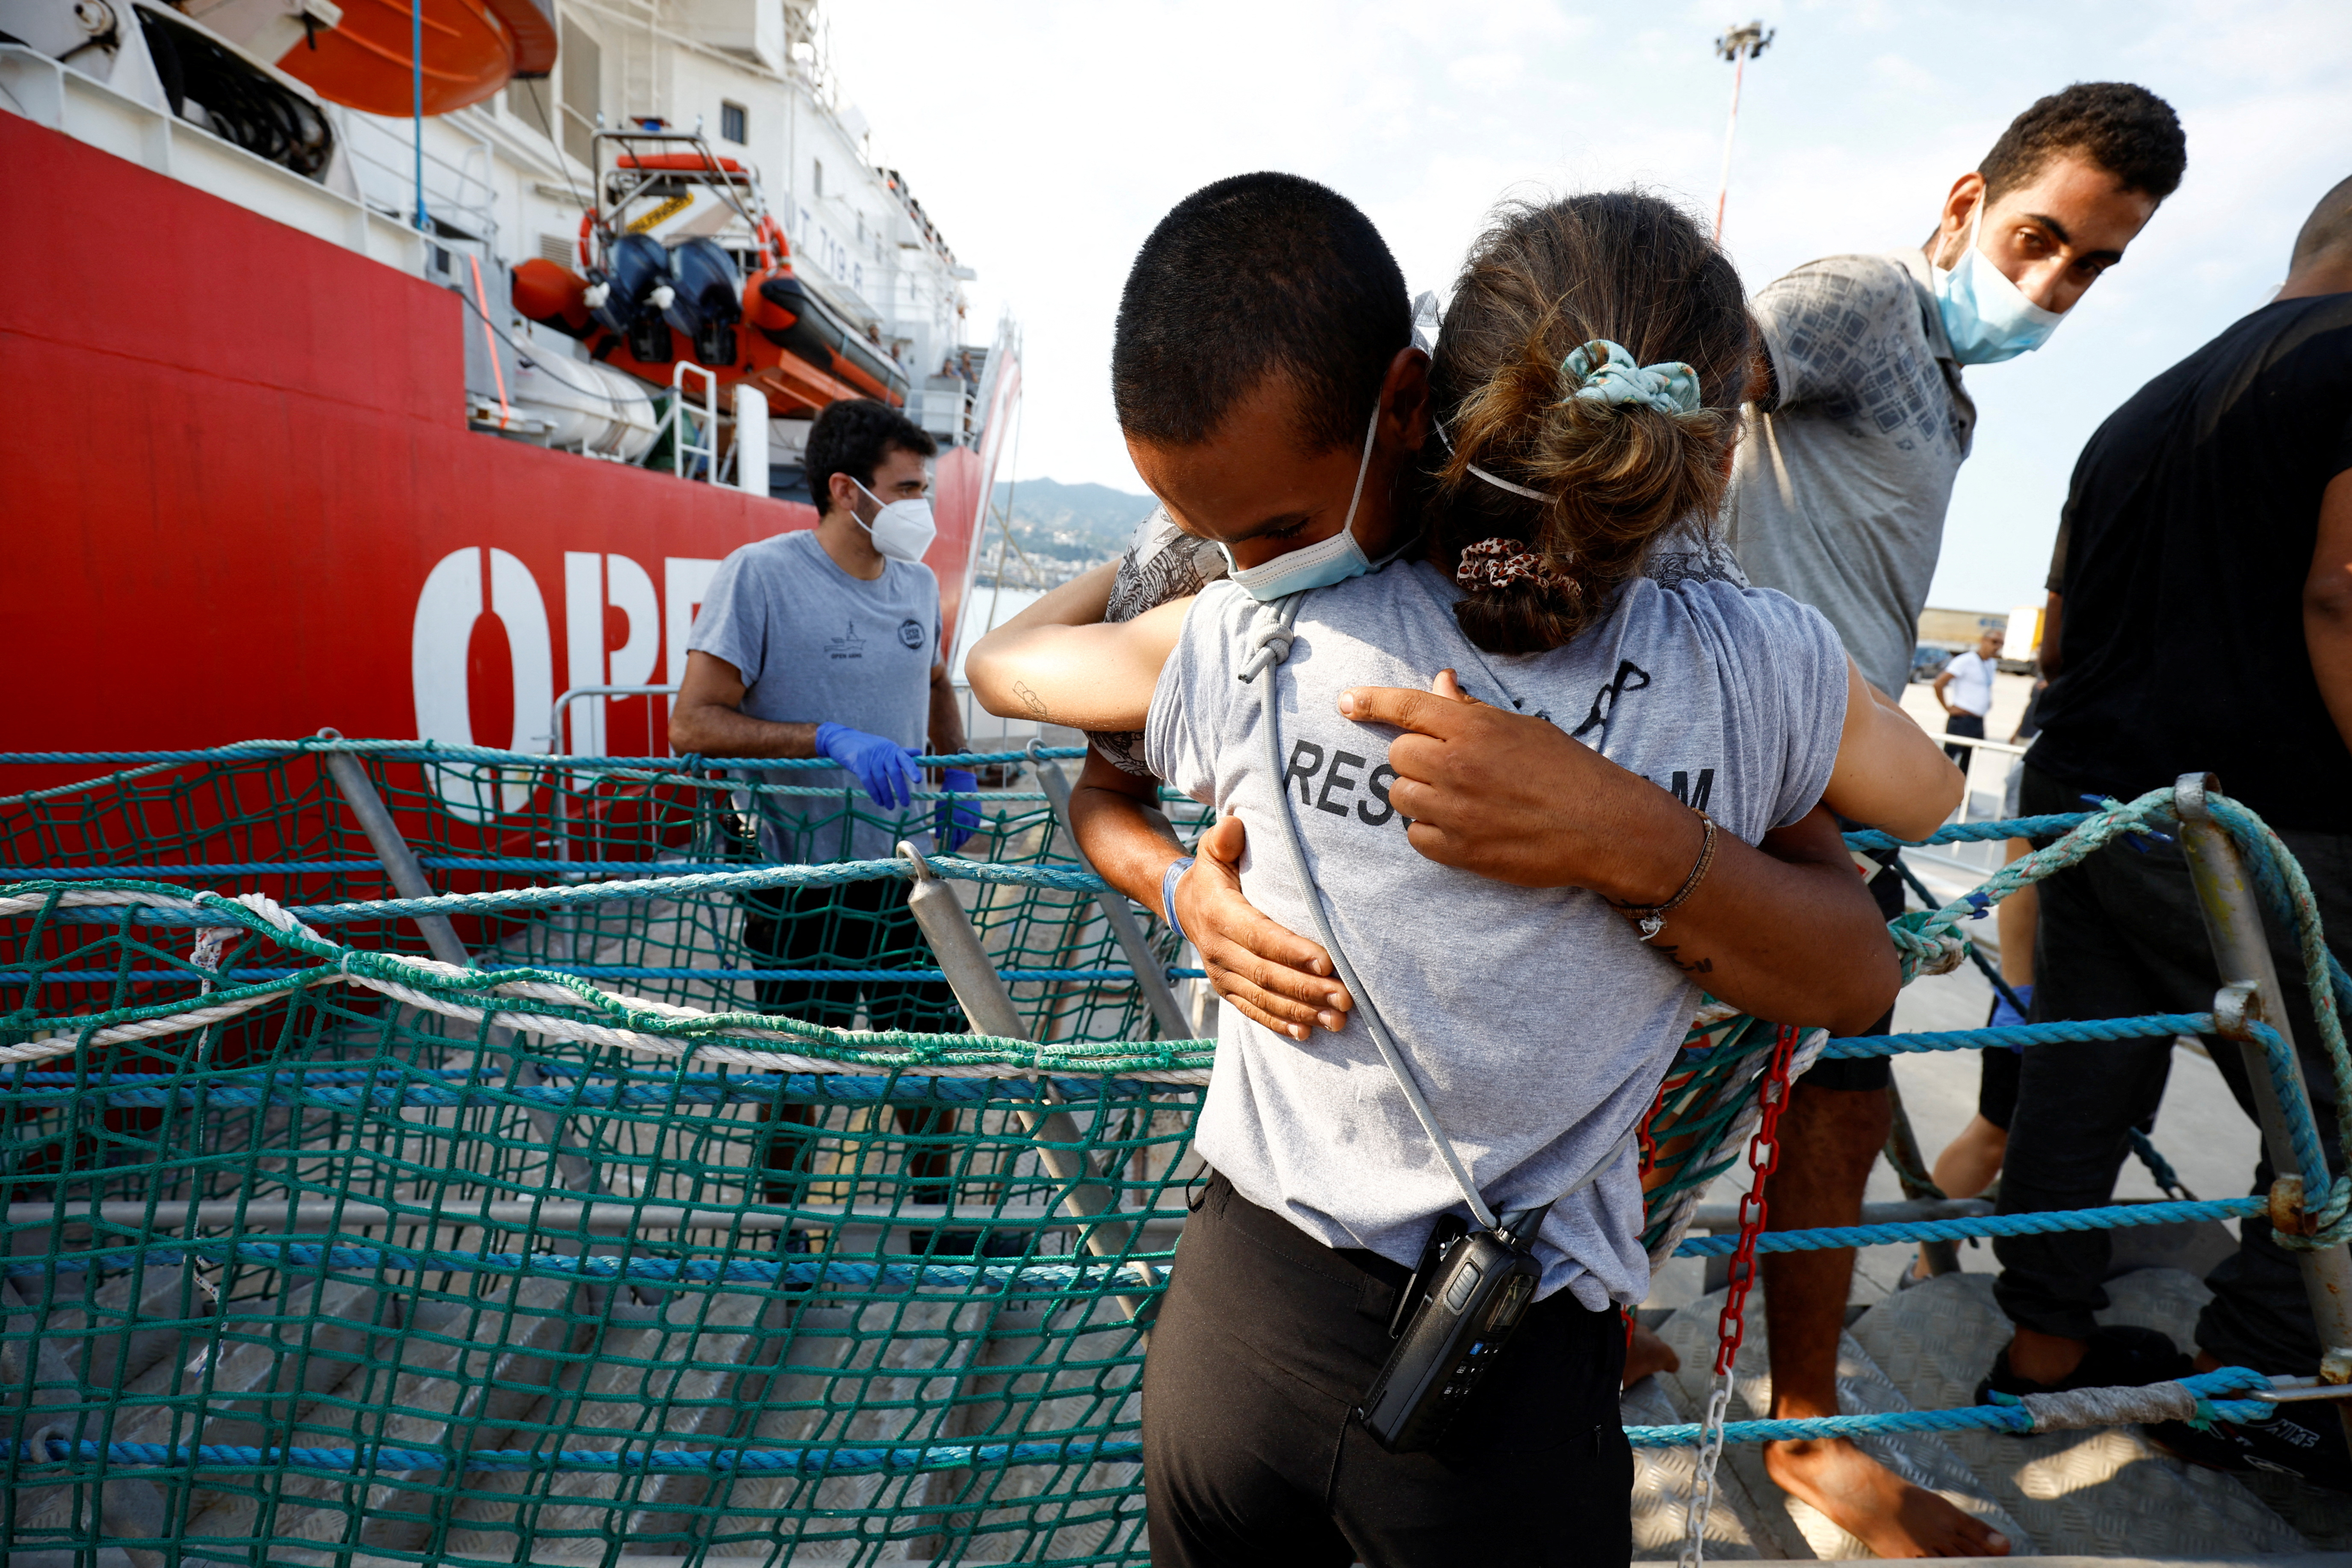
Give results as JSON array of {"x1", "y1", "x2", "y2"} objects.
[{"x1": 987, "y1": 477, "x2": 1157, "y2": 566}]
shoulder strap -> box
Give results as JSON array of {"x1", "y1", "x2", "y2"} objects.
[
  {"x1": 1241, "y1": 595, "x2": 1501, "y2": 1231},
  {"x1": 1242, "y1": 593, "x2": 1643, "y2": 1244}
]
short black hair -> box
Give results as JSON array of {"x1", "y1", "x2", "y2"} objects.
[
  {"x1": 1980, "y1": 82, "x2": 2186, "y2": 204},
  {"x1": 1112, "y1": 172, "x2": 1409, "y2": 453},
  {"x1": 806, "y1": 398, "x2": 937, "y2": 516}
]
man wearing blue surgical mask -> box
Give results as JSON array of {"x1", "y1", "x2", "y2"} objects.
[{"x1": 1724, "y1": 82, "x2": 2185, "y2": 1557}]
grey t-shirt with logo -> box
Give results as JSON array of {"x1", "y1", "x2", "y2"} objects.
[
  {"x1": 686, "y1": 528, "x2": 940, "y2": 862},
  {"x1": 1726, "y1": 249, "x2": 1977, "y2": 699},
  {"x1": 1144, "y1": 561, "x2": 1845, "y2": 1307}
]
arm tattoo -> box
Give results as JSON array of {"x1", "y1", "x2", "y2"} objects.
[
  {"x1": 1652, "y1": 941, "x2": 1714, "y2": 976},
  {"x1": 1013, "y1": 680, "x2": 1051, "y2": 721}
]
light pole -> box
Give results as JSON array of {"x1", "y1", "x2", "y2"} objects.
[{"x1": 1712, "y1": 19, "x2": 1773, "y2": 242}]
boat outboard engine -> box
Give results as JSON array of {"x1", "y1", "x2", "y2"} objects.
[
  {"x1": 585, "y1": 231, "x2": 675, "y2": 363},
  {"x1": 662, "y1": 238, "x2": 743, "y2": 369}
]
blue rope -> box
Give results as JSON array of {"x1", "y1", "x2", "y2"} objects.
[
  {"x1": 6, "y1": 862, "x2": 391, "y2": 877},
  {"x1": 13, "y1": 1436, "x2": 1144, "y2": 1477},
  {"x1": 1816, "y1": 1012, "x2": 2217, "y2": 1059},
  {"x1": 0, "y1": 1185, "x2": 2261, "y2": 1279},
  {"x1": 2127, "y1": 1125, "x2": 2192, "y2": 1197},
  {"x1": 1671, "y1": 1195, "x2": 2264, "y2": 1257},
  {"x1": 0, "y1": 966, "x2": 1208, "y2": 987},
  {"x1": 1625, "y1": 1367, "x2": 2274, "y2": 1446},
  {"x1": 7, "y1": 1240, "x2": 1173, "y2": 1293},
  {"x1": 8, "y1": 1371, "x2": 2277, "y2": 1473},
  {"x1": 0, "y1": 1068, "x2": 1180, "y2": 1110},
  {"x1": 5, "y1": 858, "x2": 1114, "y2": 927},
  {"x1": 1842, "y1": 812, "x2": 2092, "y2": 850}
]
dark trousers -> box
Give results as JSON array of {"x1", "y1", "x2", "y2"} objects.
[
  {"x1": 739, "y1": 881, "x2": 966, "y2": 1209},
  {"x1": 1993, "y1": 765, "x2": 2351, "y2": 1370},
  {"x1": 1142, "y1": 1172, "x2": 1631, "y2": 1568},
  {"x1": 739, "y1": 878, "x2": 963, "y2": 1033},
  {"x1": 1943, "y1": 709, "x2": 1987, "y2": 769}
]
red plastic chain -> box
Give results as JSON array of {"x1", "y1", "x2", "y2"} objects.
[
  {"x1": 1636, "y1": 1073, "x2": 1672, "y2": 1180},
  {"x1": 1711, "y1": 1023, "x2": 1801, "y2": 1376}
]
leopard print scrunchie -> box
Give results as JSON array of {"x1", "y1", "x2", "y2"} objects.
[{"x1": 1455, "y1": 537, "x2": 1575, "y2": 599}]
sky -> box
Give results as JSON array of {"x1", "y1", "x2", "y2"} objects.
[{"x1": 829, "y1": 0, "x2": 2351, "y2": 614}]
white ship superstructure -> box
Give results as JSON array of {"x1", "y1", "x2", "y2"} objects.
[{"x1": 332, "y1": 0, "x2": 991, "y2": 467}]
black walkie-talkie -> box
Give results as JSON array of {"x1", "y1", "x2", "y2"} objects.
[{"x1": 1357, "y1": 1213, "x2": 1544, "y2": 1452}]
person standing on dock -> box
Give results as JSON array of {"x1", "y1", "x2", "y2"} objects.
[
  {"x1": 671, "y1": 398, "x2": 981, "y2": 1231},
  {"x1": 1933, "y1": 626, "x2": 2004, "y2": 769},
  {"x1": 1982, "y1": 173, "x2": 2352, "y2": 1492},
  {"x1": 1723, "y1": 81, "x2": 2185, "y2": 1556}
]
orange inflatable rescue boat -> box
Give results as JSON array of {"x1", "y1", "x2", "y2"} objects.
[{"x1": 510, "y1": 128, "x2": 911, "y2": 415}]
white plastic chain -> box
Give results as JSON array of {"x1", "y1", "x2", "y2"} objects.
[{"x1": 1680, "y1": 1375, "x2": 1736, "y2": 1568}]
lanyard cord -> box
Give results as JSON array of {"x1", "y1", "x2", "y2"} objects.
[{"x1": 1239, "y1": 596, "x2": 1503, "y2": 1234}]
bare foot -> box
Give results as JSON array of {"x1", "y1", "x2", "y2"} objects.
[
  {"x1": 1624, "y1": 1320, "x2": 1681, "y2": 1388},
  {"x1": 1765, "y1": 1436, "x2": 2011, "y2": 1558}
]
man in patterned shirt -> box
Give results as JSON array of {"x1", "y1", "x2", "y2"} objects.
[{"x1": 1729, "y1": 83, "x2": 2186, "y2": 1554}]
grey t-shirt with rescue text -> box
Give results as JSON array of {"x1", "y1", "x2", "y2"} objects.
[
  {"x1": 686, "y1": 529, "x2": 940, "y2": 862},
  {"x1": 1145, "y1": 561, "x2": 1846, "y2": 1308},
  {"x1": 1726, "y1": 249, "x2": 1977, "y2": 699}
]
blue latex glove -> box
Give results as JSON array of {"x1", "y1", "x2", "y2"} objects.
[
  {"x1": 1989, "y1": 981, "x2": 2034, "y2": 1033},
  {"x1": 815, "y1": 722, "x2": 920, "y2": 810},
  {"x1": 935, "y1": 767, "x2": 981, "y2": 852}
]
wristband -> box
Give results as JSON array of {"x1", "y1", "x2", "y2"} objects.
[
  {"x1": 1608, "y1": 811, "x2": 1717, "y2": 943},
  {"x1": 1161, "y1": 856, "x2": 1196, "y2": 943}
]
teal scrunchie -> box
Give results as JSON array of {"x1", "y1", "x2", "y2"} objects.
[{"x1": 1561, "y1": 339, "x2": 1702, "y2": 416}]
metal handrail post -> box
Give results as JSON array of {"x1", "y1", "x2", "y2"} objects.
[
  {"x1": 2174, "y1": 772, "x2": 2352, "y2": 1438},
  {"x1": 1024, "y1": 744, "x2": 1192, "y2": 1040},
  {"x1": 314, "y1": 733, "x2": 624, "y2": 1223},
  {"x1": 316, "y1": 738, "x2": 472, "y2": 970},
  {"x1": 895, "y1": 843, "x2": 1157, "y2": 1321}
]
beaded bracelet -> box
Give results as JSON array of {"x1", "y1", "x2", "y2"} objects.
[{"x1": 1610, "y1": 812, "x2": 1717, "y2": 942}]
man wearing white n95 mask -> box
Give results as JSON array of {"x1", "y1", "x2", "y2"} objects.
[
  {"x1": 1723, "y1": 82, "x2": 2186, "y2": 1559},
  {"x1": 672, "y1": 396, "x2": 980, "y2": 1039}
]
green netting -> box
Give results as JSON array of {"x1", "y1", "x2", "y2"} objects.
[
  {"x1": 2, "y1": 746, "x2": 1215, "y2": 1048},
  {"x1": 3, "y1": 746, "x2": 1214, "y2": 1567}
]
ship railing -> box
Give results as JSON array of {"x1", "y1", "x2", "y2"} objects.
[
  {"x1": 335, "y1": 108, "x2": 499, "y2": 248},
  {"x1": 543, "y1": 682, "x2": 683, "y2": 758},
  {"x1": 543, "y1": 682, "x2": 685, "y2": 867},
  {"x1": 648, "y1": 361, "x2": 722, "y2": 482}
]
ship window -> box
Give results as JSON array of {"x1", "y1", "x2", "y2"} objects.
[
  {"x1": 720, "y1": 101, "x2": 746, "y2": 144},
  {"x1": 813, "y1": 159, "x2": 824, "y2": 198}
]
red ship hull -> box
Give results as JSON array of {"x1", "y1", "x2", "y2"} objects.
[{"x1": 0, "y1": 113, "x2": 1011, "y2": 771}]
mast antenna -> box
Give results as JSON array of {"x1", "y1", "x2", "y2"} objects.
[{"x1": 1711, "y1": 19, "x2": 1773, "y2": 242}]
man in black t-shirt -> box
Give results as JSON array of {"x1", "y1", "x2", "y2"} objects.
[{"x1": 1986, "y1": 174, "x2": 2352, "y2": 1489}]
